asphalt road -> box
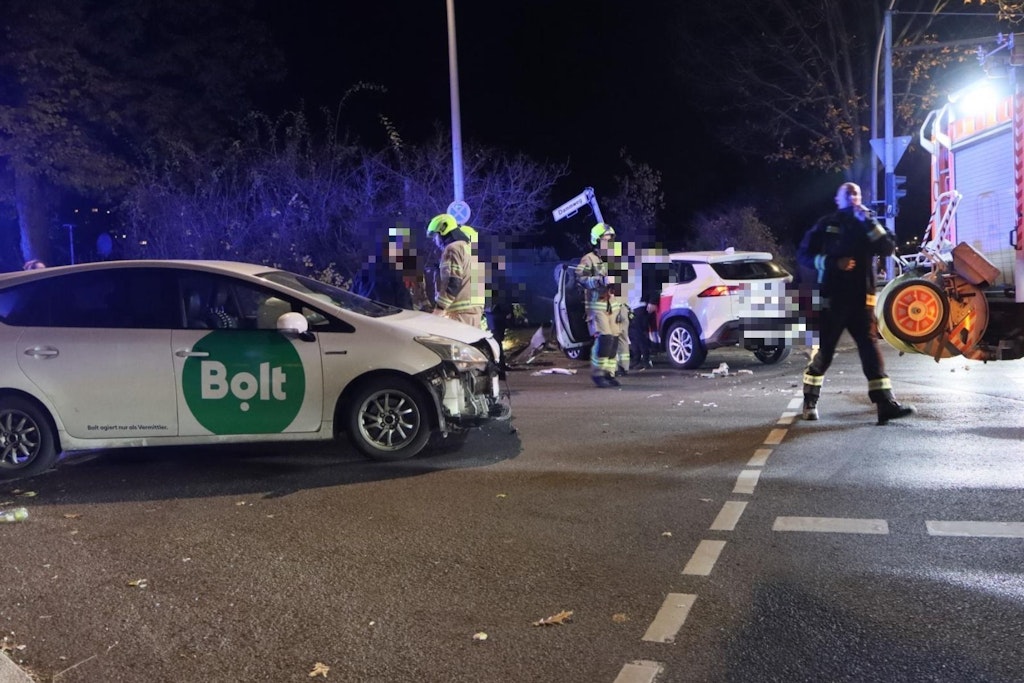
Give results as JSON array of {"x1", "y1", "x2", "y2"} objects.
[{"x1": 2, "y1": 339, "x2": 1023, "y2": 682}]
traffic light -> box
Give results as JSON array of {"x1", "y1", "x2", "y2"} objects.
[{"x1": 885, "y1": 173, "x2": 907, "y2": 217}]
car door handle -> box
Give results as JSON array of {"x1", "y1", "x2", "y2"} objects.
[
  {"x1": 23, "y1": 346, "x2": 59, "y2": 359},
  {"x1": 175, "y1": 349, "x2": 210, "y2": 358}
]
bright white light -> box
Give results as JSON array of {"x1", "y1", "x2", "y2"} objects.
[{"x1": 951, "y1": 82, "x2": 1001, "y2": 118}]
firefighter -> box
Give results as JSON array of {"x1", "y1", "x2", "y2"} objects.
[
  {"x1": 427, "y1": 213, "x2": 484, "y2": 329},
  {"x1": 797, "y1": 182, "x2": 915, "y2": 425},
  {"x1": 609, "y1": 239, "x2": 632, "y2": 374},
  {"x1": 576, "y1": 222, "x2": 621, "y2": 387}
]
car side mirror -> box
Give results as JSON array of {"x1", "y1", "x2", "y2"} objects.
[{"x1": 276, "y1": 313, "x2": 307, "y2": 335}]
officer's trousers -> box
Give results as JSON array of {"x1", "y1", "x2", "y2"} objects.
[{"x1": 802, "y1": 303, "x2": 893, "y2": 404}]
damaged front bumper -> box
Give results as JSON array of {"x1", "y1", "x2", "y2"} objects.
[{"x1": 417, "y1": 337, "x2": 511, "y2": 435}]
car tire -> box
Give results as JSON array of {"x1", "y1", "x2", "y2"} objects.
[
  {"x1": 753, "y1": 345, "x2": 791, "y2": 364},
  {"x1": 564, "y1": 345, "x2": 589, "y2": 361},
  {"x1": 0, "y1": 396, "x2": 59, "y2": 480},
  {"x1": 666, "y1": 320, "x2": 707, "y2": 369},
  {"x1": 346, "y1": 378, "x2": 432, "y2": 461}
]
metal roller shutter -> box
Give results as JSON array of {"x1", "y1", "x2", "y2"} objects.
[{"x1": 951, "y1": 130, "x2": 1016, "y2": 285}]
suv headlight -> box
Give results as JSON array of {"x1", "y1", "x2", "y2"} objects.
[{"x1": 416, "y1": 335, "x2": 490, "y2": 372}]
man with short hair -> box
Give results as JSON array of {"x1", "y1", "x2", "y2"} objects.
[{"x1": 797, "y1": 182, "x2": 915, "y2": 425}]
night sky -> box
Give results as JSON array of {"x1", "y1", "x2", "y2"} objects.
[{"x1": 260, "y1": 1, "x2": 764, "y2": 245}]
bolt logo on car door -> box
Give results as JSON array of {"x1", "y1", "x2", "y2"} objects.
[{"x1": 181, "y1": 331, "x2": 306, "y2": 434}]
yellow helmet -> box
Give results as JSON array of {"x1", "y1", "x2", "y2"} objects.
[
  {"x1": 590, "y1": 222, "x2": 615, "y2": 245},
  {"x1": 427, "y1": 213, "x2": 458, "y2": 237}
]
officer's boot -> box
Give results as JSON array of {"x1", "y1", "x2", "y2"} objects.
[
  {"x1": 877, "y1": 399, "x2": 915, "y2": 425},
  {"x1": 801, "y1": 397, "x2": 818, "y2": 421}
]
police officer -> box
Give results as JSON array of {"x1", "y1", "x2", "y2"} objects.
[
  {"x1": 797, "y1": 182, "x2": 915, "y2": 424},
  {"x1": 576, "y1": 223, "x2": 621, "y2": 388},
  {"x1": 426, "y1": 213, "x2": 485, "y2": 329}
]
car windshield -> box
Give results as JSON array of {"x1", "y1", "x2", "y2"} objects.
[
  {"x1": 710, "y1": 260, "x2": 790, "y2": 280},
  {"x1": 257, "y1": 270, "x2": 402, "y2": 318}
]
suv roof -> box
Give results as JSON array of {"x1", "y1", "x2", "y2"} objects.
[{"x1": 668, "y1": 250, "x2": 774, "y2": 264}]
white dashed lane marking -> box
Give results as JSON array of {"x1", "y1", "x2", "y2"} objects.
[
  {"x1": 613, "y1": 660, "x2": 664, "y2": 683},
  {"x1": 710, "y1": 501, "x2": 747, "y2": 531},
  {"x1": 764, "y1": 428, "x2": 787, "y2": 445},
  {"x1": 732, "y1": 469, "x2": 761, "y2": 495},
  {"x1": 682, "y1": 540, "x2": 727, "y2": 576},
  {"x1": 927, "y1": 521, "x2": 1024, "y2": 538},
  {"x1": 747, "y1": 448, "x2": 772, "y2": 467},
  {"x1": 641, "y1": 593, "x2": 698, "y2": 643},
  {"x1": 773, "y1": 516, "x2": 889, "y2": 534}
]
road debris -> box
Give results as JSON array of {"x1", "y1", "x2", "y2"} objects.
[
  {"x1": 533, "y1": 610, "x2": 573, "y2": 626},
  {"x1": 309, "y1": 661, "x2": 330, "y2": 677}
]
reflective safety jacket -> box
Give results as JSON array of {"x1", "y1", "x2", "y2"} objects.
[
  {"x1": 576, "y1": 250, "x2": 615, "y2": 314},
  {"x1": 435, "y1": 231, "x2": 484, "y2": 313}
]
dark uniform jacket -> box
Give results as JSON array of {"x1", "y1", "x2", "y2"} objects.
[{"x1": 797, "y1": 207, "x2": 896, "y2": 305}]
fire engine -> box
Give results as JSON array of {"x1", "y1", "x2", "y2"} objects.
[{"x1": 875, "y1": 34, "x2": 1024, "y2": 361}]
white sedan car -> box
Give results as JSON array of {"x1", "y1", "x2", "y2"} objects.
[{"x1": 0, "y1": 260, "x2": 508, "y2": 479}]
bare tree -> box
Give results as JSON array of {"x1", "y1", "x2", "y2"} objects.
[
  {"x1": 679, "y1": 1, "x2": 1013, "y2": 193},
  {"x1": 121, "y1": 108, "x2": 569, "y2": 283}
]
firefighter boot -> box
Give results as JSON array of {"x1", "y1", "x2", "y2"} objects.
[
  {"x1": 801, "y1": 398, "x2": 818, "y2": 421},
  {"x1": 877, "y1": 399, "x2": 915, "y2": 425}
]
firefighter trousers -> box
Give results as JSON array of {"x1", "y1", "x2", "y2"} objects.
[{"x1": 802, "y1": 303, "x2": 893, "y2": 404}]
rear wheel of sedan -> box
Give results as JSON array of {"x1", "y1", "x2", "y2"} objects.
[
  {"x1": 0, "y1": 397, "x2": 58, "y2": 479},
  {"x1": 753, "y1": 345, "x2": 791, "y2": 364},
  {"x1": 347, "y1": 378, "x2": 431, "y2": 461},
  {"x1": 666, "y1": 320, "x2": 707, "y2": 369}
]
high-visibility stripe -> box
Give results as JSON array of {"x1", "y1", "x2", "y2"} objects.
[
  {"x1": 868, "y1": 378, "x2": 892, "y2": 391},
  {"x1": 803, "y1": 373, "x2": 824, "y2": 386}
]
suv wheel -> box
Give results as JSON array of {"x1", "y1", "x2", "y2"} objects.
[
  {"x1": 666, "y1": 320, "x2": 707, "y2": 369},
  {"x1": 753, "y1": 345, "x2": 791, "y2": 364},
  {"x1": 564, "y1": 345, "x2": 589, "y2": 361}
]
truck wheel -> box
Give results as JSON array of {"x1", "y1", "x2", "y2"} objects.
[
  {"x1": 666, "y1": 320, "x2": 707, "y2": 369},
  {"x1": 753, "y1": 345, "x2": 791, "y2": 364},
  {"x1": 882, "y1": 278, "x2": 948, "y2": 344},
  {"x1": 346, "y1": 378, "x2": 431, "y2": 461},
  {"x1": 0, "y1": 397, "x2": 59, "y2": 480}
]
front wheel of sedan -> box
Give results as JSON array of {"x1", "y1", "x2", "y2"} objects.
[
  {"x1": 0, "y1": 397, "x2": 58, "y2": 480},
  {"x1": 346, "y1": 378, "x2": 432, "y2": 461}
]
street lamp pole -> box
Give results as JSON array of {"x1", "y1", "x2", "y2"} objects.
[{"x1": 445, "y1": 0, "x2": 471, "y2": 223}]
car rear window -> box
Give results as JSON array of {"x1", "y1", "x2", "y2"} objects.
[{"x1": 710, "y1": 260, "x2": 790, "y2": 280}]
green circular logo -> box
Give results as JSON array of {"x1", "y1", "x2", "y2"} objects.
[{"x1": 182, "y1": 331, "x2": 306, "y2": 434}]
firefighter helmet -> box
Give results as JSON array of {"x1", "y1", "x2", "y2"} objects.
[
  {"x1": 427, "y1": 213, "x2": 458, "y2": 237},
  {"x1": 590, "y1": 222, "x2": 615, "y2": 245}
]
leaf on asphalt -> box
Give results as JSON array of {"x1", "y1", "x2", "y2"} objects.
[
  {"x1": 235, "y1": 501, "x2": 248, "y2": 506},
  {"x1": 611, "y1": 613, "x2": 629, "y2": 623},
  {"x1": 472, "y1": 632, "x2": 488, "y2": 641},
  {"x1": 532, "y1": 610, "x2": 573, "y2": 626},
  {"x1": 63, "y1": 513, "x2": 82, "y2": 519},
  {"x1": 127, "y1": 579, "x2": 148, "y2": 588},
  {"x1": 495, "y1": 493, "x2": 507, "y2": 499},
  {"x1": 309, "y1": 661, "x2": 330, "y2": 677},
  {"x1": 661, "y1": 531, "x2": 672, "y2": 537}
]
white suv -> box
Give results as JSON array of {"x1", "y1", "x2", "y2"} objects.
[{"x1": 656, "y1": 250, "x2": 795, "y2": 369}]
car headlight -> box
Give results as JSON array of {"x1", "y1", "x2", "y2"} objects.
[{"x1": 416, "y1": 335, "x2": 490, "y2": 372}]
